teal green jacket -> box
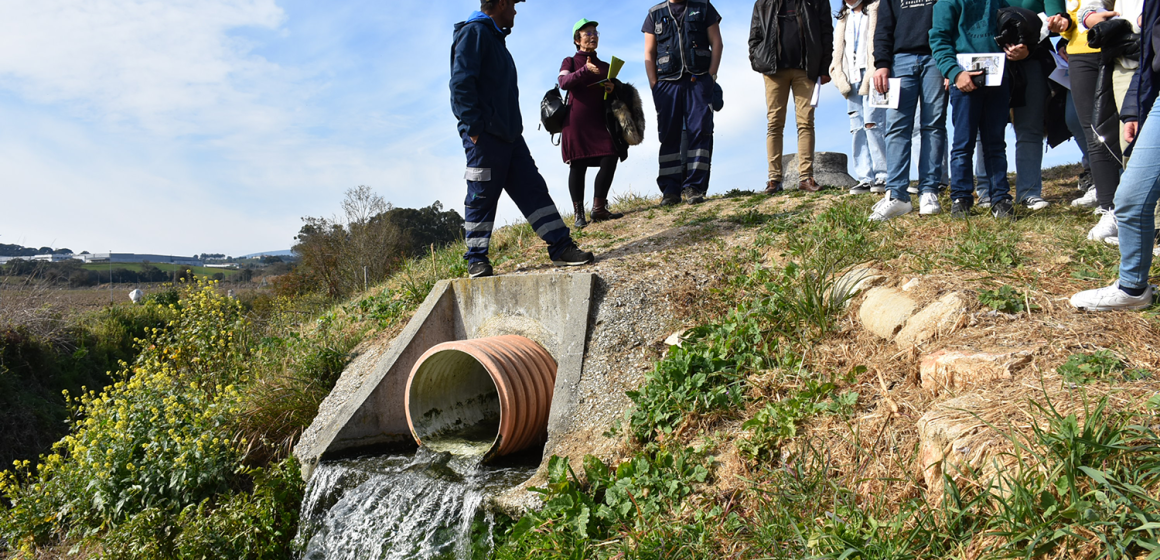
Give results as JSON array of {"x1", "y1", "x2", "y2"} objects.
[{"x1": 929, "y1": 0, "x2": 1011, "y2": 81}]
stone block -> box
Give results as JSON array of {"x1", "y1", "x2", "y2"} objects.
[
  {"x1": 895, "y1": 292, "x2": 968, "y2": 348},
  {"x1": 780, "y1": 152, "x2": 858, "y2": 188},
  {"x1": 858, "y1": 287, "x2": 918, "y2": 340},
  {"x1": 918, "y1": 348, "x2": 1033, "y2": 396}
]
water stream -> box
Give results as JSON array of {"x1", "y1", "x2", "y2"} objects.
[{"x1": 295, "y1": 437, "x2": 536, "y2": 559}]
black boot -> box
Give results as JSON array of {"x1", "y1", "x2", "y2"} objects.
[
  {"x1": 590, "y1": 197, "x2": 623, "y2": 222},
  {"x1": 572, "y1": 201, "x2": 587, "y2": 230}
]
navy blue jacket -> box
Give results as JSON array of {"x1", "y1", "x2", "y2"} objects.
[
  {"x1": 1121, "y1": 0, "x2": 1158, "y2": 156},
  {"x1": 450, "y1": 12, "x2": 522, "y2": 143}
]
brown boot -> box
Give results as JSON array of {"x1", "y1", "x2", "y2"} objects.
[
  {"x1": 591, "y1": 198, "x2": 624, "y2": 222},
  {"x1": 799, "y1": 177, "x2": 821, "y2": 192},
  {"x1": 572, "y1": 201, "x2": 588, "y2": 229},
  {"x1": 764, "y1": 179, "x2": 783, "y2": 195}
]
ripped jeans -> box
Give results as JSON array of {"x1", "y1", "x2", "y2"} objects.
[{"x1": 847, "y1": 81, "x2": 887, "y2": 184}]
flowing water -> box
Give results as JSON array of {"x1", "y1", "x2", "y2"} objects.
[{"x1": 295, "y1": 433, "x2": 536, "y2": 560}]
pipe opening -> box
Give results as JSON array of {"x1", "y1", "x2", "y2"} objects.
[
  {"x1": 407, "y1": 349, "x2": 502, "y2": 457},
  {"x1": 405, "y1": 336, "x2": 557, "y2": 461}
]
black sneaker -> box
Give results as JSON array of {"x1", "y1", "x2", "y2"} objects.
[
  {"x1": 950, "y1": 198, "x2": 973, "y2": 219},
  {"x1": 468, "y1": 261, "x2": 493, "y2": 278},
  {"x1": 551, "y1": 243, "x2": 595, "y2": 267},
  {"x1": 660, "y1": 194, "x2": 681, "y2": 207},
  {"x1": 1077, "y1": 168, "x2": 1093, "y2": 192},
  {"x1": 849, "y1": 182, "x2": 873, "y2": 195},
  {"x1": 682, "y1": 187, "x2": 705, "y2": 205},
  {"x1": 991, "y1": 199, "x2": 1014, "y2": 220}
]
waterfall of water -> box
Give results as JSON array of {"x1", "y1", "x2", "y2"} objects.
[{"x1": 295, "y1": 446, "x2": 534, "y2": 560}]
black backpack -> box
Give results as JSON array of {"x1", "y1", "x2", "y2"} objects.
[{"x1": 539, "y1": 86, "x2": 570, "y2": 143}]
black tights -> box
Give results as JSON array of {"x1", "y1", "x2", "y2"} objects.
[{"x1": 568, "y1": 156, "x2": 618, "y2": 203}]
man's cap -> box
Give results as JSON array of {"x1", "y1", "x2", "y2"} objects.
[{"x1": 573, "y1": 19, "x2": 599, "y2": 36}]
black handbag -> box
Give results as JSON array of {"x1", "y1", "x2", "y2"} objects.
[{"x1": 539, "y1": 86, "x2": 570, "y2": 143}]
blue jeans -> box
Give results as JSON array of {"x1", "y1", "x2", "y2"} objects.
[
  {"x1": 848, "y1": 82, "x2": 887, "y2": 184},
  {"x1": 1114, "y1": 101, "x2": 1160, "y2": 291},
  {"x1": 885, "y1": 54, "x2": 948, "y2": 203},
  {"x1": 976, "y1": 59, "x2": 1047, "y2": 202},
  {"x1": 949, "y1": 82, "x2": 1012, "y2": 204}
]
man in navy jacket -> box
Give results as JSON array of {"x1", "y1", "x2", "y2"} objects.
[
  {"x1": 450, "y1": 0, "x2": 594, "y2": 278},
  {"x1": 1072, "y1": 0, "x2": 1160, "y2": 310}
]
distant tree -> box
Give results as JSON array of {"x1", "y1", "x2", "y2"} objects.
[
  {"x1": 377, "y1": 201, "x2": 463, "y2": 256},
  {"x1": 55, "y1": 248, "x2": 73, "y2": 255},
  {"x1": 212, "y1": 272, "x2": 225, "y2": 281},
  {"x1": 260, "y1": 256, "x2": 284, "y2": 264},
  {"x1": 291, "y1": 186, "x2": 408, "y2": 297}
]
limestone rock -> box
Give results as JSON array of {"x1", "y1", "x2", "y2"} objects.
[
  {"x1": 916, "y1": 395, "x2": 1017, "y2": 506},
  {"x1": 859, "y1": 287, "x2": 918, "y2": 340},
  {"x1": 832, "y1": 266, "x2": 885, "y2": 307},
  {"x1": 918, "y1": 348, "x2": 1033, "y2": 396},
  {"x1": 779, "y1": 152, "x2": 857, "y2": 188},
  {"x1": 895, "y1": 292, "x2": 968, "y2": 348},
  {"x1": 901, "y1": 278, "x2": 921, "y2": 292}
]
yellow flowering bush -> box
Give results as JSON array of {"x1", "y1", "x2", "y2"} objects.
[{"x1": 0, "y1": 282, "x2": 251, "y2": 551}]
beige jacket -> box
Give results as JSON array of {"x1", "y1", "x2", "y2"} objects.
[{"x1": 830, "y1": 1, "x2": 878, "y2": 98}]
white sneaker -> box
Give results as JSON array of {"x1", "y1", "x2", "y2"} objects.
[
  {"x1": 919, "y1": 192, "x2": 942, "y2": 215},
  {"x1": 1155, "y1": 246, "x2": 1160, "y2": 257},
  {"x1": 907, "y1": 185, "x2": 919, "y2": 195},
  {"x1": 1071, "y1": 282, "x2": 1154, "y2": 311},
  {"x1": 1072, "y1": 186, "x2": 1099, "y2": 208},
  {"x1": 868, "y1": 196, "x2": 913, "y2": 222},
  {"x1": 977, "y1": 196, "x2": 992, "y2": 209},
  {"x1": 1022, "y1": 197, "x2": 1050, "y2": 210},
  {"x1": 1104, "y1": 236, "x2": 1120, "y2": 246},
  {"x1": 1087, "y1": 208, "x2": 1119, "y2": 242}
]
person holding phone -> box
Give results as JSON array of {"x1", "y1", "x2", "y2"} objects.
[{"x1": 929, "y1": 0, "x2": 1030, "y2": 219}]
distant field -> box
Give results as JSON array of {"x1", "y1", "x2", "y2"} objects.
[{"x1": 79, "y1": 263, "x2": 241, "y2": 277}]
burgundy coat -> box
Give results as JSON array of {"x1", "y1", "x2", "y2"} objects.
[{"x1": 558, "y1": 51, "x2": 617, "y2": 164}]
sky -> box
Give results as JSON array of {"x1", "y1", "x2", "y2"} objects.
[{"x1": 0, "y1": 0, "x2": 1082, "y2": 257}]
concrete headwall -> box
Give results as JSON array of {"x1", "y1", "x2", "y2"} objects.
[{"x1": 294, "y1": 273, "x2": 595, "y2": 480}]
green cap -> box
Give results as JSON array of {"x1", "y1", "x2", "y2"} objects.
[{"x1": 573, "y1": 18, "x2": 598, "y2": 36}]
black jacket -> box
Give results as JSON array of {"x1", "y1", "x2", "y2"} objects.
[{"x1": 748, "y1": 0, "x2": 833, "y2": 81}]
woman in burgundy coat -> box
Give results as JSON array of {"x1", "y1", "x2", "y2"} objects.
[{"x1": 559, "y1": 19, "x2": 626, "y2": 228}]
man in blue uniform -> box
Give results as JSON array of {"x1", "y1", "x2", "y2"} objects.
[
  {"x1": 643, "y1": 0, "x2": 724, "y2": 206},
  {"x1": 450, "y1": 0, "x2": 594, "y2": 278}
]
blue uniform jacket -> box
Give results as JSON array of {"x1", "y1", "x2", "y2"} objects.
[{"x1": 450, "y1": 12, "x2": 523, "y2": 144}]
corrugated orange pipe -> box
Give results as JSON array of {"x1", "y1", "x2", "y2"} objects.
[{"x1": 404, "y1": 336, "x2": 557, "y2": 459}]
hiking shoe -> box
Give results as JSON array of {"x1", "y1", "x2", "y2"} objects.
[
  {"x1": 1076, "y1": 168, "x2": 1094, "y2": 192},
  {"x1": 870, "y1": 181, "x2": 887, "y2": 194},
  {"x1": 950, "y1": 198, "x2": 973, "y2": 219},
  {"x1": 991, "y1": 199, "x2": 1015, "y2": 220},
  {"x1": 551, "y1": 243, "x2": 595, "y2": 267},
  {"x1": 799, "y1": 177, "x2": 822, "y2": 192},
  {"x1": 977, "y1": 195, "x2": 992, "y2": 209},
  {"x1": 468, "y1": 261, "x2": 493, "y2": 279},
  {"x1": 1022, "y1": 196, "x2": 1050, "y2": 210},
  {"x1": 907, "y1": 184, "x2": 919, "y2": 195},
  {"x1": 849, "y1": 181, "x2": 873, "y2": 195},
  {"x1": 683, "y1": 187, "x2": 705, "y2": 205},
  {"x1": 1072, "y1": 185, "x2": 1099, "y2": 208},
  {"x1": 572, "y1": 202, "x2": 588, "y2": 230},
  {"x1": 1071, "y1": 282, "x2": 1154, "y2": 311},
  {"x1": 919, "y1": 192, "x2": 942, "y2": 216},
  {"x1": 765, "y1": 179, "x2": 783, "y2": 195},
  {"x1": 660, "y1": 194, "x2": 681, "y2": 207},
  {"x1": 1087, "y1": 208, "x2": 1118, "y2": 241},
  {"x1": 868, "y1": 196, "x2": 913, "y2": 221},
  {"x1": 590, "y1": 207, "x2": 624, "y2": 222}
]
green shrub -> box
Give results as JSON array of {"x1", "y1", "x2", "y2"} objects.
[
  {"x1": 738, "y1": 377, "x2": 859, "y2": 462},
  {"x1": 1057, "y1": 351, "x2": 1149, "y2": 384}
]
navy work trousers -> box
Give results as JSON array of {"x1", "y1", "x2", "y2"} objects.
[
  {"x1": 461, "y1": 132, "x2": 571, "y2": 264},
  {"x1": 653, "y1": 75, "x2": 715, "y2": 197}
]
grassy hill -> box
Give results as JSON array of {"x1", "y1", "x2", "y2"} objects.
[
  {"x1": 79, "y1": 263, "x2": 241, "y2": 278},
  {"x1": 2, "y1": 163, "x2": 1158, "y2": 559}
]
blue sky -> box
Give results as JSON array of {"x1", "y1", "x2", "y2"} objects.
[{"x1": 0, "y1": 0, "x2": 1081, "y2": 257}]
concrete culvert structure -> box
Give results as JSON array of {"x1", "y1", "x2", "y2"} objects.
[{"x1": 405, "y1": 335, "x2": 557, "y2": 460}]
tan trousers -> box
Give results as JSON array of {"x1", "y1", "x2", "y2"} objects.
[{"x1": 764, "y1": 70, "x2": 816, "y2": 181}]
